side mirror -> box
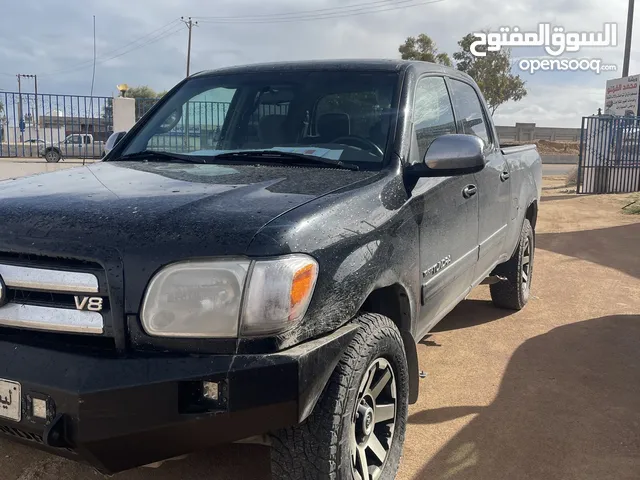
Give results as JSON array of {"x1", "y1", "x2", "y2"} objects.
[{"x1": 406, "y1": 134, "x2": 486, "y2": 178}]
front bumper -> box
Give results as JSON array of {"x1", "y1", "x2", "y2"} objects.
[{"x1": 0, "y1": 324, "x2": 357, "y2": 474}]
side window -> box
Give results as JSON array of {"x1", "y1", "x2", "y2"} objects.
[
  {"x1": 448, "y1": 79, "x2": 490, "y2": 145},
  {"x1": 413, "y1": 77, "x2": 456, "y2": 160}
]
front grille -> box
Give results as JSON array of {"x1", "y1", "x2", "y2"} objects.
[
  {"x1": 0, "y1": 425, "x2": 76, "y2": 453},
  {"x1": 0, "y1": 253, "x2": 117, "y2": 350}
]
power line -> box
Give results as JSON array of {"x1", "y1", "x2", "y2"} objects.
[
  {"x1": 195, "y1": 0, "x2": 446, "y2": 23},
  {"x1": 197, "y1": 0, "x2": 426, "y2": 19},
  {"x1": 39, "y1": 19, "x2": 182, "y2": 77}
]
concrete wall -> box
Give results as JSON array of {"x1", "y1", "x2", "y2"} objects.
[
  {"x1": 496, "y1": 123, "x2": 581, "y2": 143},
  {"x1": 113, "y1": 97, "x2": 136, "y2": 132},
  {"x1": 541, "y1": 155, "x2": 578, "y2": 164}
]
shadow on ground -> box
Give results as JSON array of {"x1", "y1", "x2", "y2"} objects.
[
  {"x1": 411, "y1": 314, "x2": 640, "y2": 480},
  {"x1": 537, "y1": 223, "x2": 640, "y2": 278},
  {"x1": 431, "y1": 299, "x2": 512, "y2": 332},
  {"x1": 111, "y1": 444, "x2": 271, "y2": 480}
]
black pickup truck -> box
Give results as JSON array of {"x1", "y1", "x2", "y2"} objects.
[{"x1": 0, "y1": 60, "x2": 541, "y2": 479}]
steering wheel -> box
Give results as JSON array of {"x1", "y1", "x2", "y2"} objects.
[{"x1": 330, "y1": 135, "x2": 384, "y2": 156}]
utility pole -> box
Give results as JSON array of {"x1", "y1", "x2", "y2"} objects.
[
  {"x1": 180, "y1": 16, "x2": 197, "y2": 150},
  {"x1": 181, "y1": 17, "x2": 198, "y2": 77},
  {"x1": 623, "y1": 0, "x2": 635, "y2": 77}
]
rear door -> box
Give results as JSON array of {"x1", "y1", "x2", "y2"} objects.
[
  {"x1": 447, "y1": 79, "x2": 511, "y2": 282},
  {"x1": 410, "y1": 76, "x2": 480, "y2": 338}
]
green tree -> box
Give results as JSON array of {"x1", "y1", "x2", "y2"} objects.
[
  {"x1": 453, "y1": 33, "x2": 527, "y2": 114},
  {"x1": 125, "y1": 86, "x2": 164, "y2": 121},
  {"x1": 125, "y1": 85, "x2": 159, "y2": 99},
  {"x1": 398, "y1": 34, "x2": 451, "y2": 66}
]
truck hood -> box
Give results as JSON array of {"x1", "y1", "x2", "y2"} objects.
[{"x1": 0, "y1": 161, "x2": 377, "y2": 259}]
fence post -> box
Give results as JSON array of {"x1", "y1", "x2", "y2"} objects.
[{"x1": 112, "y1": 97, "x2": 136, "y2": 132}]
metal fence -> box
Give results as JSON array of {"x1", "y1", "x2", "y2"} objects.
[
  {"x1": 134, "y1": 97, "x2": 160, "y2": 121},
  {"x1": 138, "y1": 99, "x2": 287, "y2": 154},
  {"x1": 577, "y1": 115, "x2": 640, "y2": 194},
  {"x1": 0, "y1": 91, "x2": 113, "y2": 159},
  {"x1": 0, "y1": 92, "x2": 292, "y2": 159}
]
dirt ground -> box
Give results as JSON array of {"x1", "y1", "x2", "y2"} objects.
[{"x1": 0, "y1": 175, "x2": 638, "y2": 480}]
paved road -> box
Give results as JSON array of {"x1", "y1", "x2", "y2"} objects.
[
  {"x1": 0, "y1": 170, "x2": 638, "y2": 480},
  {"x1": 0, "y1": 159, "x2": 95, "y2": 181}
]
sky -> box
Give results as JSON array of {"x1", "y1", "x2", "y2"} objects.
[{"x1": 0, "y1": 0, "x2": 639, "y2": 127}]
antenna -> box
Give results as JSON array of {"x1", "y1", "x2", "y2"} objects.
[{"x1": 84, "y1": 14, "x2": 97, "y2": 166}]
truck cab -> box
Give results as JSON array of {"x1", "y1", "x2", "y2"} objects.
[{"x1": 0, "y1": 60, "x2": 541, "y2": 479}]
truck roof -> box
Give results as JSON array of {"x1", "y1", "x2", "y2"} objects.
[{"x1": 192, "y1": 59, "x2": 464, "y2": 77}]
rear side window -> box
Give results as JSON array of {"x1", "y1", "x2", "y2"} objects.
[
  {"x1": 413, "y1": 76, "x2": 456, "y2": 160},
  {"x1": 448, "y1": 79, "x2": 490, "y2": 145}
]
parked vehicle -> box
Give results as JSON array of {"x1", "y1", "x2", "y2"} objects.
[
  {"x1": 39, "y1": 133, "x2": 105, "y2": 162},
  {"x1": 0, "y1": 60, "x2": 541, "y2": 479},
  {"x1": 102, "y1": 130, "x2": 127, "y2": 157}
]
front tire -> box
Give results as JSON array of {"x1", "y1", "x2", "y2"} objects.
[
  {"x1": 44, "y1": 149, "x2": 61, "y2": 163},
  {"x1": 271, "y1": 313, "x2": 409, "y2": 480},
  {"x1": 490, "y1": 218, "x2": 534, "y2": 310}
]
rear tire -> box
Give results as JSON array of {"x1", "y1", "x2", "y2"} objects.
[
  {"x1": 490, "y1": 218, "x2": 534, "y2": 310},
  {"x1": 44, "y1": 149, "x2": 61, "y2": 163},
  {"x1": 270, "y1": 313, "x2": 409, "y2": 480}
]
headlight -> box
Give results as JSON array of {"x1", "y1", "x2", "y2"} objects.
[{"x1": 141, "y1": 255, "x2": 318, "y2": 338}]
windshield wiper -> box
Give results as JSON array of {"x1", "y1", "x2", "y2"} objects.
[
  {"x1": 116, "y1": 150, "x2": 206, "y2": 163},
  {"x1": 212, "y1": 150, "x2": 359, "y2": 171}
]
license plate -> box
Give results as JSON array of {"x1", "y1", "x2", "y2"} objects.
[{"x1": 0, "y1": 380, "x2": 21, "y2": 422}]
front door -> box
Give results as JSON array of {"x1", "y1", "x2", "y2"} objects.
[
  {"x1": 409, "y1": 76, "x2": 480, "y2": 338},
  {"x1": 447, "y1": 79, "x2": 511, "y2": 281}
]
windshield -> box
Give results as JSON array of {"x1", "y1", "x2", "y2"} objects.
[{"x1": 119, "y1": 70, "x2": 400, "y2": 169}]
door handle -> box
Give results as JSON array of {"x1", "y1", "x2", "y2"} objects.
[
  {"x1": 500, "y1": 171, "x2": 510, "y2": 181},
  {"x1": 462, "y1": 184, "x2": 477, "y2": 199}
]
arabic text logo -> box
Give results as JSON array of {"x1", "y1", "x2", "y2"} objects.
[{"x1": 470, "y1": 23, "x2": 618, "y2": 58}]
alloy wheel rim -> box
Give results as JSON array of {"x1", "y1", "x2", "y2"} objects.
[
  {"x1": 522, "y1": 237, "x2": 531, "y2": 290},
  {"x1": 350, "y1": 358, "x2": 397, "y2": 480}
]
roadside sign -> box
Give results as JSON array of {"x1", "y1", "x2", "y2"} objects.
[{"x1": 604, "y1": 75, "x2": 640, "y2": 116}]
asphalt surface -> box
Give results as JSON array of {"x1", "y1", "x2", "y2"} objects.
[{"x1": 0, "y1": 169, "x2": 638, "y2": 480}]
